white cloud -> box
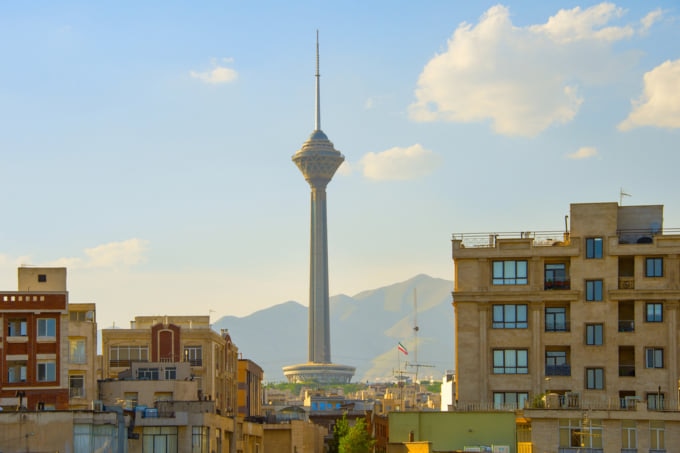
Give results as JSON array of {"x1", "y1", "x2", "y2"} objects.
[
  {"x1": 45, "y1": 239, "x2": 150, "y2": 270},
  {"x1": 360, "y1": 144, "x2": 442, "y2": 181},
  {"x1": 567, "y1": 146, "x2": 598, "y2": 159},
  {"x1": 640, "y1": 9, "x2": 664, "y2": 34},
  {"x1": 409, "y1": 3, "x2": 658, "y2": 137},
  {"x1": 618, "y1": 59, "x2": 680, "y2": 131},
  {"x1": 190, "y1": 58, "x2": 238, "y2": 84}
]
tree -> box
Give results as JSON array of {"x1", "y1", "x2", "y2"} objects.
[
  {"x1": 339, "y1": 417, "x2": 375, "y2": 453},
  {"x1": 328, "y1": 414, "x2": 350, "y2": 453}
]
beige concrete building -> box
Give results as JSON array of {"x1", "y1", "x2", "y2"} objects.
[
  {"x1": 452, "y1": 202, "x2": 680, "y2": 452},
  {"x1": 102, "y1": 315, "x2": 238, "y2": 416}
]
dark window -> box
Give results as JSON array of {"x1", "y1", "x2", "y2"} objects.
[
  {"x1": 492, "y1": 260, "x2": 528, "y2": 285},
  {"x1": 493, "y1": 349, "x2": 528, "y2": 374},
  {"x1": 646, "y1": 303, "x2": 663, "y2": 322},
  {"x1": 586, "y1": 280, "x2": 603, "y2": 301},
  {"x1": 545, "y1": 263, "x2": 569, "y2": 289},
  {"x1": 546, "y1": 351, "x2": 570, "y2": 376},
  {"x1": 492, "y1": 304, "x2": 528, "y2": 328},
  {"x1": 586, "y1": 237, "x2": 603, "y2": 259},
  {"x1": 648, "y1": 393, "x2": 665, "y2": 411},
  {"x1": 493, "y1": 392, "x2": 528, "y2": 409},
  {"x1": 646, "y1": 258, "x2": 663, "y2": 277},
  {"x1": 586, "y1": 324, "x2": 603, "y2": 345},
  {"x1": 38, "y1": 274, "x2": 47, "y2": 282}
]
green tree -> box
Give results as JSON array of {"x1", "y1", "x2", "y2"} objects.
[
  {"x1": 328, "y1": 414, "x2": 350, "y2": 453},
  {"x1": 339, "y1": 417, "x2": 375, "y2": 453}
]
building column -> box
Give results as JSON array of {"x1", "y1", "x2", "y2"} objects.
[
  {"x1": 531, "y1": 303, "x2": 543, "y2": 396},
  {"x1": 479, "y1": 303, "x2": 489, "y2": 403},
  {"x1": 667, "y1": 301, "x2": 679, "y2": 407}
]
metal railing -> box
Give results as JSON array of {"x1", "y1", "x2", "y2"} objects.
[{"x1": 452, "y1": 231, "x2": 569, "y2": 248}]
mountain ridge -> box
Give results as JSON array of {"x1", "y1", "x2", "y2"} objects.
[{"x1": 213, "y1": 274, "x2": 454, "y2": 382}]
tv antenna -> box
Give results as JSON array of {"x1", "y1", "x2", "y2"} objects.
[{"x1": 406, "y1": 288, "x2": 434, "y2": 382}]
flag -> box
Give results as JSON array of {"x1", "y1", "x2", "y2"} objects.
[{"x1": 398, "y1": 342, "x2": 408, "y2": 355}]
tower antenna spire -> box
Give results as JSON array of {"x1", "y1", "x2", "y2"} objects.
[{"x1": 315, "y1": 30, "x2": 321, "y2": 132}]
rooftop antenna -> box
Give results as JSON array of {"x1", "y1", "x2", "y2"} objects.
[
  {"x1": 620, "y1": 188, "x2": 631, "y2": 205},
  {"x1": 315, "y1": 30, "x2": 321, "y2": 131},
  {"x1": 406, "y1": 288, "x2": 434, "y2": 382}
]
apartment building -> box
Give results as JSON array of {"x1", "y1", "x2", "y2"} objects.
[
  {"x1": 452, "y1": 202, "x2": 680, "y2": 451},
  {"x1": 101, "y1": 315, "x2": 239, "y2": 417},
  {"x1": 0, "y1": 267, "x2": 96, "y2": 411}
]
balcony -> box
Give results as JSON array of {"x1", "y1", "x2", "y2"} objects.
[
  {"x1": 558, "y1": 449, "x2": 602, "y2": 453},
  {"x1": 619, "y1": 365, "x2": 636, "y2": 377},
  {"x1": 545, "y1": 364, "x2": 571, "y2": 376}
]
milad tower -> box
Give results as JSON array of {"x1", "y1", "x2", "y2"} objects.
[{"x1": 282, "y1": 34, "x2": 355, "y2": 384}]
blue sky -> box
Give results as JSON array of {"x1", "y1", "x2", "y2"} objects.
[{"x1": 1, "y1": 1, "x2": 678, "y2": 332}]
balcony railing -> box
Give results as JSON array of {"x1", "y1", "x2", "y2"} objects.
[
  {"x1": 558, "y1": 449, "x2": 602, "y2": 453},
  {"x1": 619, "y1": 277, "x2": 635, "y2": 289},
  {"x1": 545, "y1": 280, "x2": 571, "y2": 290},
  {"x1": 546, "y1": 321, "x2": 570, "y2": 332},
  {"x1": 618, "y1": 320, "x2": 634, "y2": 332},
  {"x1": 546, "y1": 364, "x2": 571, "y2": 376},
  {"x1": 452, "y1": 231, "x2": 570, "y2": 248}
]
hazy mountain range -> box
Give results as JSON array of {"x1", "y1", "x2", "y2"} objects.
[{"x1": 212, "y1": 274, "x2": 455, "y2": 383}]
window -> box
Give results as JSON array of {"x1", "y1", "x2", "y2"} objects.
[
  {"x1": 143, "y1": 426, "x2": 178, "y2": 453},
  {"x1": 138, "y1": 368, "x2": 160, "y2": 380},
  {"x1": 7, "y1": 360, "x2": 27, "y2": 382},
  {"x1": 184, "y1": 346, "x2": 203, "y2": 366},
  {"x1": 585, "y1": 280, "x2": 603, "y2": 301},
  {"x1": 621, "y1": 420, "x2": 636, "y2": 449},
  {"x1": 493, "y1": 349, "x2": 528, "y2": 374},
  {"x1": 492, "y1": 304, "x2": 527, "y2": 328},
  {"x1": 648, "y1": 394, "x2": 665, "y2": 411},
  {"x1": 586, "y1": 237, "x2": 603, "y2": 258},
  {"x1": 586, "y1": 368, "x2": 604, "y2": 389},
  {"x1": 164, "y1": 367, "x2": 177, "y2": 380},
  {"x1": 546, "y1": 351, "x2": 570, "y2": 376},
  {"x1": 37, "y1": 318, "x2": 56, "y2": 337},
  {"x1": 109, "y1": 345, "x2": 149, "y2": 367},
  {"x1": 70, "y1": 311, "x2": 94, "y2": 322},
  {"x1": 70, "y1": 339, "x2": 86, "y2": 363},
  {"x1": 154, "y1": 392, "x2": 173, "y2": 402},
  {"x1": 545, "y1": 307, "x2": 567, "y2": 331},
  {"x1": 493, "y1": 392, "x2": 528, "y2": 409},
  {"x1": 646, "y1": 303, "x2": 663, "y2": 322},
  {"x1": 492, "y1": 260, "x2": 528, "y2": 285},
  {"x1": 124, "y1": 392, "x2": 138, "y2": 409},
  {"x1": 38, "y1": 274, "x2": 47, "y2": 282},
  {"x1": 646, "y1": 257, "x2": 663, "y2": 277},
  {"x1": 192, "y1": 426, "x2": 210, "y2": 453},
  {"x1": 559, "y1": 418, "x2": 603, "y2": 449},
  {"x1": 545, "y1": 263, "x2": 569, "y2": 289},
  {"x1": 645, "y1": 348, "x2": 664, "y2": 368},
  {"x1": 7, "y1": 318, "x2": 27, "y2": 337},
  {"x1": 69, "y1": 375, "x2": 85, "y2": 398},
  {"x1": 586, "y1": 324, "x2": 603, "y2": 345},
  {"x1": 650, "y1": 420, "x2": 665, "y2": 449},
  {"x1": 37, "y1": 361, "x2": 57, "y2": 382}
]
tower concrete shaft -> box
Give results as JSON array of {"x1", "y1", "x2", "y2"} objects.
[{"x1": 292, "y1": 131, "x2": 344, "y2": 363}]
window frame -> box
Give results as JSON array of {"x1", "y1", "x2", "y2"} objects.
[
  {"x1": 645, "y1": 257, "x2": 663, "y2": 277},
  {"x1": 646, "y1": 303, "x2": 663, "y2": 322},
  {"x1": 586, "y1": 237, "x2": 603, "y2": 259},
  {"x1": 7, "y1": 318, "x2": 27, "y2": 337},
  {"x1": 37, "y1": 361, "x2": 57, "y2": 382},
  {"x1": 586, "y1": 367, "x2": 604, "y2": 389},
  {"x1": 650, "y1": 420, "x2": 665, "y2": 448},
  {"x1": 586, "y1": 324, "x2": 604, "y2": 346},
  {"x1": 492, "y1": 260, "x2": 528, "y2": 285},
  {"x1": 585, "y1": 280, "x2": 603, "y2": 301},
  {"x1": 545, "y1": 307, "x2": 567, "y2": 332},
  {"x1": 69, "y1": 374, "x2": 85, "y2": 399},
  {"x1": 492, "y1": 349, "x2": 528, "y2": 374},
  {"x1": 37, "y1": 318, "x2": 57, "y2": 337},
  {"x1": 184, "y1": 346, "x2": 203, "y2": 366},
  {"x1": 645, "y1": 347, "x2": 664, "y2": 368},
  {"x1": 69, "y1": 338, "x2": 87, "y2": 364},
  {"x1": 492, "y1": 304, "x2": 528, "y2": 329},
  {"x1": 493, "y1": 392, "x2": 528, "y2": 409}
]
